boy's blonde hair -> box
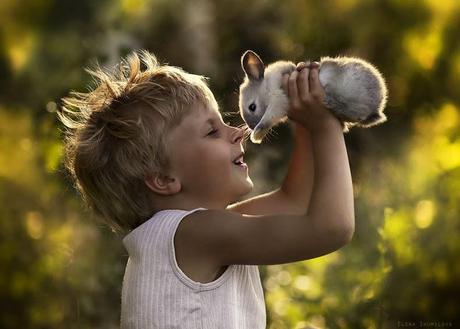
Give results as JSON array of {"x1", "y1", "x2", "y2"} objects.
[{"x1": 58, "y1": 50, "x2": 218, "y2": 234}]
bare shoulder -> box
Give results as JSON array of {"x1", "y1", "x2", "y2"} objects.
[
  {"x1": 175, "y1": 208, "x2": 352, "y2": 271},
  {"x1": 174, "y1": 209, "x2": 231, "y2": 283}
]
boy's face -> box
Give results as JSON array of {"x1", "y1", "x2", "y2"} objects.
[{"x1": 166, "y1": 101, "x2": 253, "y2": 207}]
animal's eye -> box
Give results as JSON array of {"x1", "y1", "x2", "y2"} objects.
[{"x1": 248, "y1": 103, "x2": 256, "y2": 112}]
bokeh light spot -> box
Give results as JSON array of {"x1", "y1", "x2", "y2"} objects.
[
  {"x1": 25, "y1": 211, "x2": 44, "y2": 239},
  {"x1": 414, "y1": 200, "x2": 436, "y2": 229}
]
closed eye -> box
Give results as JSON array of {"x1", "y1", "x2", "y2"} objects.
[{"x1": 207, "y1": 129, "x2": 219, "y2": 136}]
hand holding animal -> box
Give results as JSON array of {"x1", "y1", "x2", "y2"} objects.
[{"x1": 239, "y1": 50, "x2": 388, "y2": 143}]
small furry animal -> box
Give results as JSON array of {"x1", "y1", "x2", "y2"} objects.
[{"x1": 239, "y1": 50, "x2": 388, "y2": 143}]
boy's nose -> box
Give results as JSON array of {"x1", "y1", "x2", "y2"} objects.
[{"x1": 232, "y1": 127, "x2": 244, "y2": 144}]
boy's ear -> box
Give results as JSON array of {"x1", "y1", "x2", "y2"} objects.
[
  {"x1": 145, "y1": 172, "x2": 181, "y2": 195},
  {"x1": 241, "y1": 50, "x2": 265, "y2": 81}
]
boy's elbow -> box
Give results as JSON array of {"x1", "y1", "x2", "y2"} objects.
[
  {"x1": 343, "y1": 223, "x2": 355, "y2": 244},
  {"x1": 330, "y1": 218, "x2": 354, "y2": 248},
  {"x1": 337, "y1": 218, "x2": 355, "y2": 246}
]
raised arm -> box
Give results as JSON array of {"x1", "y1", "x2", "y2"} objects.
[
  {"x1": 279, "y1": 122, "x2": 314, "y2": 214},
  {"x1": 306, "y1": 118, "x2": 354, "y2": 234}
]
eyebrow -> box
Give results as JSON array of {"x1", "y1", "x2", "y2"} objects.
[{"x1": 202, "y1": 115, "x2": 224, "y2": 128}]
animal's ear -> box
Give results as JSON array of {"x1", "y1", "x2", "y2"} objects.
[{"x1": 241, "y1": 50, "x2": 265, "y2": 81}]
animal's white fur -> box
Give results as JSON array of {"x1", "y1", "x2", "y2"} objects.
[{"x1": 239, "y1": 51, "x2": 388, "y2": 143}]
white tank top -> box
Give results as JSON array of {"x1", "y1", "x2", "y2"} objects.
[{"x1": 120, "y1": 207, "x2": 267, "y2": 329}]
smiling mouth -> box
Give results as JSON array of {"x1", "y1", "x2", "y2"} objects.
[
  {"x1": 234, "y1": 162, "x2": 248, "y2": 170},
  {"x1": 232, "y1": 152, "x2": 247, "y2": 167}
]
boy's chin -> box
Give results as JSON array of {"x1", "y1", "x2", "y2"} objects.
[
  {"x1": 240, "y1": 178, "x2": 254, "y2": 195},
  {"x1": 230, "y1": 184, "x2": 254, "y2": 205}
]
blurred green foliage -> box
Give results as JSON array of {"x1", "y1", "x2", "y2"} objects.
[{"x1": 1, "y1": 0, "x2": 459, "y2": 328}]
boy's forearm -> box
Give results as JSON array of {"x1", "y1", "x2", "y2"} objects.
[
  {"x1": 307, "y1": 119, "x2": 355, "y2": 233},
  {"x1": 280, "y1": 122, "x2": 314, "y2": 213}
]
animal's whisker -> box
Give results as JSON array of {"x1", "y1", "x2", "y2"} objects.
[{"x1": 263, "y1": 129, "x2": 276, "y2": 144}]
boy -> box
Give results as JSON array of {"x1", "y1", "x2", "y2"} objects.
[{"x1": 58, "y1": 50, "x2": 354, "y2": 328}]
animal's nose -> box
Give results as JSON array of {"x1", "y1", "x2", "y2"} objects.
[{"x1": 245, "y1": 118, "x2": 259, "y2": 130}]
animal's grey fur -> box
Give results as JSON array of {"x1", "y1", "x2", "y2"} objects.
[{"x1": 239, "y1": 50, "x2": 388, "y2": 143}]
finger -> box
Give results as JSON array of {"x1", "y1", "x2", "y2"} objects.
[
  {"x1": 288, "y1": 70, "x2": 299, "y2": 101},
  {"x1": 309, "y1": 66, "x2": 323, "y2": 96},
  {"x1": 297, "y1": 66, "x2": 310, "y2": 98},
  {"x1": 296, "y1": 62, "x2": 308, "y2": 71}
]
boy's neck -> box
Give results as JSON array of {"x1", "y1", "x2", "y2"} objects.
[{"x1": 153, "y1": 193, "x2": 229, "y2": 212}]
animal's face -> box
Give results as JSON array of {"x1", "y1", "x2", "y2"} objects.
[
  {"x1": 239, "y1": 50, "x2": 268, "y2": 130},
  {"x1": 239, "y1": 80, "x2": 268, "y2": 130}
]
